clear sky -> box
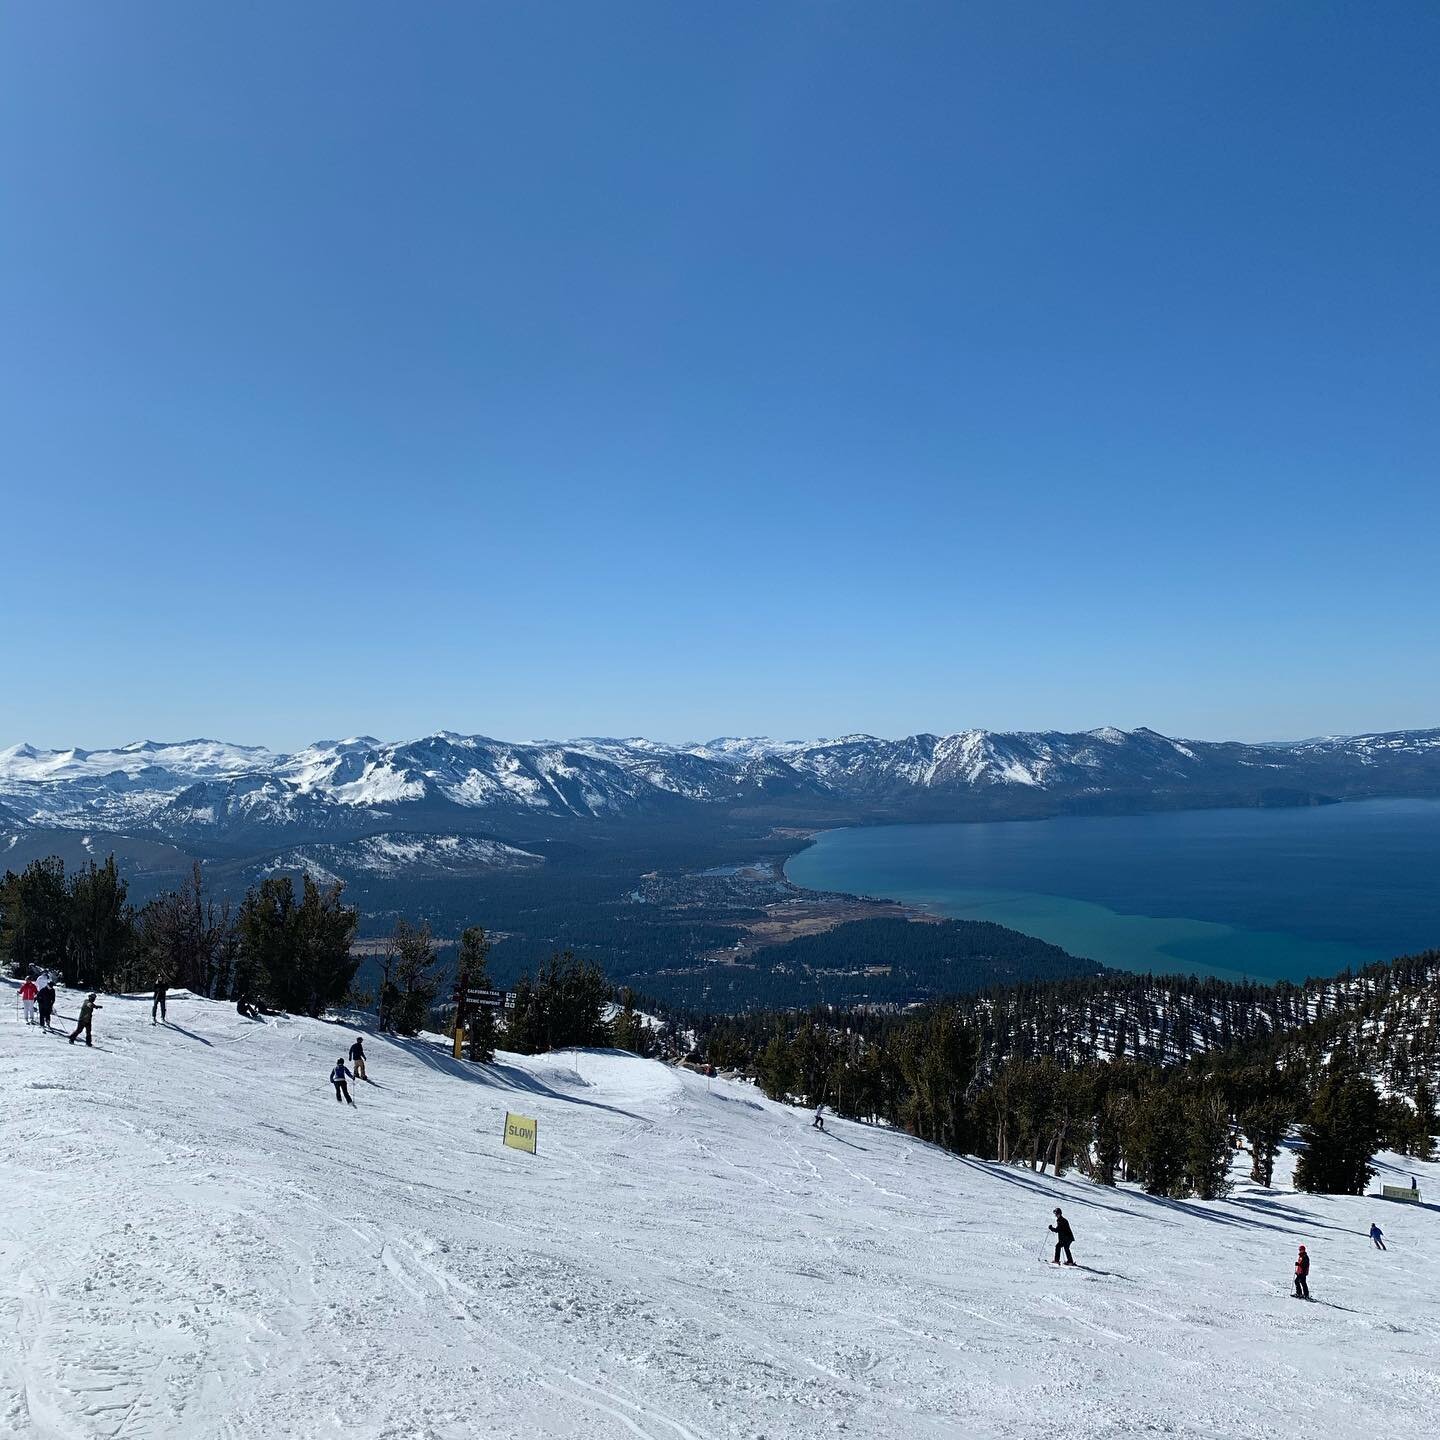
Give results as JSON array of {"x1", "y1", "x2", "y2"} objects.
[{"x1": 2, "y1": 2, "x2": 1437, "y2": 751}]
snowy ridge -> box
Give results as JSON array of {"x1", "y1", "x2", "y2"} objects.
[
  {"x1": 260, "y1": 832, "x2": 544, "y2": 884},
  {"x1": 3, "y1": 725, "x2": 1440, "y2": 840},
  {"x1": 3, "y1": 984, "x2": 1438, "y2": 1438}
]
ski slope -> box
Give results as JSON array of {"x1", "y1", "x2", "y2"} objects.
[{"x1": 2, "y1": 986, "x2": 1438, "y2": 1439}]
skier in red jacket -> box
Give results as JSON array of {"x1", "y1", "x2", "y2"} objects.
[
  {"x1": 1293, "y1": 1245, "x2": 1310, "y2": 1299},
  {"x1": 19, "y1": 977, "x2": 39, "y2": 1026}
]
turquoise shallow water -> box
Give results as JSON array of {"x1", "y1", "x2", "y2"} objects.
[{"x1": 783, "y1": 799, "x2": 1440, "y2": 984}]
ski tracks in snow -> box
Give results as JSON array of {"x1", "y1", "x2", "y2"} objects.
[{"x1": 5, "y1": 988, "x2": 1440, "y2": 1438}]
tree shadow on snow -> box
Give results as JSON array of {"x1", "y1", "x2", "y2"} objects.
[
  {"x1": 158, "y1": 1023, "x2": 212, "y2": 1047},
  {"x1": 1225, "y1": 1195, "x2": 1365, "y2": 1238},
  {"x1": 952, "y1": 1155, "x2": 1356, "y2": 1240},
  {"x1": 374, "y1": 1034, "x2": 645, "y2": 1121},
  {"x1": 951, "y1": 1156, "x2": 1150, "y2": 1222}
]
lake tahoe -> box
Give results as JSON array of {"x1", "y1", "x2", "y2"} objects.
[{"x1": 784, "y1": 799, "x2": 1440, "y2": 985}]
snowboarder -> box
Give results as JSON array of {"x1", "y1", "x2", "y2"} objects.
[
  {"x1": 68, "y1": 993, "x2": 101, "y2": 1047},
  {"x1": 1370, "y1": 1223, "x2": 1386, "y2": 1251},
  {"x1": 348, "y1": 1036, "x2": 367, "y2": 1081},
  {"x1": 36, "y1": 980, "x2": 56, "y2": 1030},
  {"x1": 1293, "y1": 1244, "x2": 1310, "y2": 1298},
  {"x1": 812, "y1": 1103, "x2": 825, "y2": 1131},
  {"x1": 1049, "y1": 1207, "x2": 1076, "y2": 1266},
  {"x1": 152, "y1": 980, "x2": 169, "y2": 1025},
  {"x1": 330, "y1": 1058, "x2": 356, "y2": 1106},
  {"x1": 19, "y1": 977, "x2": 38, "y2": 1026}
]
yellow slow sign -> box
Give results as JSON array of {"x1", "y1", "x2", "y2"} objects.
[{"x1": 504, "y1": 1111, "x2": 538, "y2": 1155}]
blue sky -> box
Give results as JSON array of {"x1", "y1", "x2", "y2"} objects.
[{"x1": 2, "y1": 2, "x2": 1437, "y2": 750}]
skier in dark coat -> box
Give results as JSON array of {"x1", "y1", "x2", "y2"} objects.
[
  {"x1": 36, "y1": 981, "x2": 56, "y2": 1030},
  {"x1": 1294, "y1": 1244, "x2": 1310, "y2": 1298},
  {"x1": 348, "y1": 1037, "x2": 367, "y2": 1081},
  {"x1": 330, "y1": 1059, "x2": 356, "y2": 1106},
  {"x1": 152, "y1": 981, "x2": 169, "y2": 1025},
  {"x1": 1370, "y1": 1223, "x2": 1386, "y2": 1251},
  {"x1": 1049, "y1": 1207, "x2": 1076, "y2": 1266},
  {"x1": 68, "y1": 994, "x2": 101, "y2": 1046}
]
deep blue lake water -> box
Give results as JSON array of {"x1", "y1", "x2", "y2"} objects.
[{"x1": 783, "y1": 799, "x2": 1440, "y2": 984}]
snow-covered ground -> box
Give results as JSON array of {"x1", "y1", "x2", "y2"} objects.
[{"x1": 2, "y1": 986, "x2": 1438, "y2": 1439}]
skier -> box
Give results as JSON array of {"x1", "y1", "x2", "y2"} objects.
[
  {"x1": 330, "y1": 1058, "x2": 356, "y2": 1106},
  {"x1": 812, "y1": 1103, "x2": 825, "y2": 1131},
  {"x1": 152, "y1": 980, "x2": 169, "y2": 1025},
  {"x1": 19, "y1": 976, "x2": 38, "y2": 1026},
  {"x1": 1293, "y1": 1244, "x2": 1310, "y2": 1299},
  {"x1": 348, "y1": 1036, "x2": 367, "y2": 1081},
  {"x1": 236, "y1": 991, "x2": 259, "y2": 1020},
  {"x1": 1370, "y1": 1223, "x2": 1386, "y2": 1251},
  {"x1": 36, "y1": 980, "x2": 56, "y2": 1030},
  {"x1": 1049, "y1": 1207, "x2": 1076, "y2": 1266},
  {"x1": 68, "y1": 993, "x2": 101, "y2": 1047}
]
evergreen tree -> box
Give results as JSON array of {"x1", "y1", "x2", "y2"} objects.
[
  {"x1": 1240, "y1": 1098, "x2": 1291, "y2": 1187},
  {"x1": 1125, "y1": 1083, "x2": 1187, "y2": 1196},
  {"x1": 1093, "y1": 1089, "x2": 1128, "y2": 1186},
  {"x1": 1411, "y1": 1080, "x2": 1438, "y2": 1161},
  {"x1": 538, "y1": 950, "x2": 612, "y2": 1050},
  {"x1": 503, "y1": 973, "x2": 546, "y2": 1054},
  {"x1": 1294, "y1": 1063, "x2": 1382, "y2": 1195},
  {"x1": 1183, "y1": 1090, "x2": 1234, "y2": 1200},
  {"x1": 611, "y1": 987, "x2": 655, "y2": 1058},
  {"x1": 0, "y1": 857, "x2": 71, "y2": 979},
  {"x1": 67, "y1": 855, "x2": 132, "y2": 990},
  {"x1": 755, "y1": 1025, "x2": 799, "y2": 1101},
  {"x1": 383, "y1": 918, "x2": 440, "y2": 1036},
  {"x1": 236, "y1": 876, "x2": 300, "y2": 1009},
  {"x1": 292, "y1": 876, "x2": 359, "y2": 1017}
]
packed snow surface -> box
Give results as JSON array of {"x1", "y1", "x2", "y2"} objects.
[{"x1": 3, "y1": 988, "x2": 1438, "y2": 1439}]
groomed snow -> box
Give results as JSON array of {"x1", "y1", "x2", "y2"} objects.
[{"x1": 3, "y1": 987, "x2": 1438, "y2": 1438}]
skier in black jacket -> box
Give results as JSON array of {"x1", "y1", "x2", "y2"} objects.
[
  {"x1": 36, "y1": 981, "x2": 56, "y2": 1030},
  {"x1": 1049, "y1": 1207, "x2": 1076, "y2": 1266}
]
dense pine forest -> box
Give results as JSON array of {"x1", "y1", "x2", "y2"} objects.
[
  {"x1": 693, "y1": 952, "x2": 1440, "y2": 1198},
  {"x1": 637, "y1": 915, "x2": 1103, "y2": 1011}
]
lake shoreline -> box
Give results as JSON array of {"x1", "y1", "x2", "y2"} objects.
[{"x1": 781, "y1": 798, "x2": 1440, "y2": 986}]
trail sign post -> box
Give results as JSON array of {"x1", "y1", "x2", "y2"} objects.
[{"x1": 452, "y1": 983, "x2": 507, "y2": 1059}]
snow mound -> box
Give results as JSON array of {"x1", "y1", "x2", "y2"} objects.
[{"x1": 2, "y1": 985, "x2": 1438, "y2": 1438}]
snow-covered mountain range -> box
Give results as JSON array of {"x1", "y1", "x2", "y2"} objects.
[{"x1": 2, "y1": 725, "x2": 1439, "y2": 844}]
